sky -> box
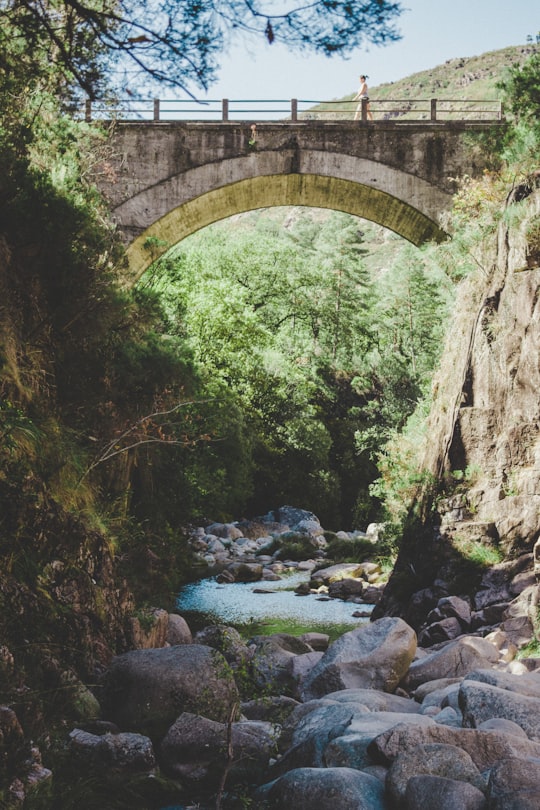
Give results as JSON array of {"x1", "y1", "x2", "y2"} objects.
[{"x1": 203, "y1": 0, "x2": 540, "y2": 102}]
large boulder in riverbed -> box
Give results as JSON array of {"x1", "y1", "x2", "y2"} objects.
[
  {"x1": 486, "y1": 755, "x2": 540, "y2": 808},
  {"x1": 160, "y1": 712, "x2": 277, "y2": 788},
  {"x1": 101, "y1": 645, "x2": 239, "y2": 739},
  {"x1": 406, "y1": 775, "x2": 486, "y2": 810},
  {"x1": 300, "y1": 617, "x2": 417, "y2": 700},
  {"x1": 385, "y1": 742, "x2": 486, "y2": 806},
  {"x1": 460, "y1": 680, "x2": 540, "y2": 741},
  {"x1": 402, "y1": 636, "x2": 499, "y2": 690},
  {"x1": 255, "y1": 766, "x2": 386, "y2": 810}
]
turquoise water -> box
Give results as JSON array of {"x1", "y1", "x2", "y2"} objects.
[{"x1": 176, "y1": 570, "x2": 374, "y2": 633}]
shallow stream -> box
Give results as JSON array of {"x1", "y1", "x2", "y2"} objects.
[{"x1": 176, "y1": 569, "x2": 374, "y2": 637}]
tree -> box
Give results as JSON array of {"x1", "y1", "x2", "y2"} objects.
[
  {"x1": 0, "y1": 0, "x2": 403, "y2": 98},
  {"x1": 498, "y1": 34, "x2": 540, "y2": 126}
]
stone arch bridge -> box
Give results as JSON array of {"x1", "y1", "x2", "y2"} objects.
[{"x1": 96, "y1": 117, "x2": 496, "y2": 283}]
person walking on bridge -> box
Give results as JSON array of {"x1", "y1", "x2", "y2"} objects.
[{"x1": 354, "y1": 75, "x2": 373, "y2": 121}]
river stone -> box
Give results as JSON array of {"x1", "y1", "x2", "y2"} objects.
[
  {"x1": 223, "y1": 561, "x2": 263, "y2": 582},
  {"x1": 278, "y1": 699, "x2": 343, "y2": 752},
  {"x1": 241, "y1": 695, "x2": 300, "y2": 723},
  {"x1": 249, "y1": 634, "x2": 313, "y2": 695},
  {"x1": 406, "y1": 775, "x2": 487, "y2": 810},
  {"x1": 386, "y1": 742, "x2": 486, "y2": 806},
  {"x1": 486, "y1": 755, "x2": 540, "y2": 808},
  {"x1": 463, "y1": 667, "x2": 540, "y2": 699},
  {"x1": 460, "y1": 680, "x2": 540, "y2": 740},
  {"x1": 300, "y1": 617, "x2": 416, "y2": 700},
  {"x1": 418, "y1": 617, "x2": 463, "y2": 646},
  {"x1": 69, "y1": 729, "x2": 156, "y2": 774},
  {"x1": 413, "y1": 678, "x2": 462, "y2": 701},
  {"x1": 275, "y1": 506, "x2": 320, "y2": 528},
  {"x1": 166, "y1": 613, "x2": 192, "y2": 645},
  {"x1": 323, "y1": 688, "x2": 422, "y2": 713},
  {"x1": 428, "y1": 595, "x2": 472, "y2": 628},
  {"x1": 368, "y1": 722, "x2": 540, "y2": 772},
  {"x1": 289, "y1": 703, "x2": 364, "y2": 750},
  {"x1": 434, "y1": 707, "x2": 463, "y2": 727},
  {"x1": 205, "y1": 522, "x2": 243, "y2": 540},
  {"x1": 194, "y1": 624, "x2": 251, "y2": 669},
  {"x1": 255, "y1": 766, "x2": 386, "y2": 810},
  {"x1": 477, "y1": 718, "x2": 528, "y2": 737},
  {"x1": 160, "y1": 712, "x2": 277, "y2": 787},
  {"x1": 324, "y1": 712, "x2": 435, "y2": 770},
  {"x1": 420, "y1": 683, "x2": 461, "y2": 711},
  {"x1": 101, "y1": 645, "x2": 239, "y2": 739},
  {"x1": 402, "y1": 636, "x2": 499, "y2": 690},
  {"x1": 289, "y1": 651, "x2": 323, "y2": 697},
  {"x1": 300, "y1": 632, "x2": 330, "y2": 651},
  {"x1": 310, "y1": 563, "x2": 365, "y2": 584}
]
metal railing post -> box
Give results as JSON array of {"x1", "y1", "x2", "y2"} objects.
[
  {"x1": 431, "y1": 98, "x2": 437, "y2": 121},
  {"x1": 153, "y1": 99, "x2": 160, "y2": 121},
  {"x1": 85, "y1": 99, "x2": 92, "y2": 122},
  {"x1": 291, "y1": 99, "x2": 298, "y2": 122},
  {"x1": 222, "y1": 99, "x2": 229, "y2": 122},
  {"x1": 361, "y1": 98, "x2": 368, "y2": 123}
]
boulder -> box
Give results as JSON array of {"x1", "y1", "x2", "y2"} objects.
[
  {"x1": 486, "y1": 755, "x2": 540, "y2": 808},
  {"x1": 433, "y1": 706, "x2": 462, "y2": 727},
  {"x1": 255, "y1": 766, "x2": 386, "y2": 810},
  {"x1": 194, "y1": 624, "x2": 251, "y2": 669},
  {"x1": 420, "y1": 683, "x2": 461, "y2": 712},
  {"x1": 323, "y1": 688, "x2": 422, "y2": 714},
  {"x1": 460, "y1": 680, "x2": 540, "y2": 740},
  {"x1": 324, "y1": 712, "x2": 435, "y2": 770},
  {"x1": 368, "y1": 722, "x2": 540, "y2": 772},
  {"x1": 69, "y1": 729, "x2": 156, "y2": 775},
  {"x1": 402, "y1": 636, "x2": 499, "y2": 690},
  {"x1": 427, "y1": 595, "x2": 472, "y2": 628},
  {"x1": 299, "y1": 632, "x2": 330, "y2": 651},
  {"x1": 300, "y1": 617, "x2": 417, "y2": 700},
  {"x1": 275, "y1": 506, "x2": 319, "y2": 528},
  {"x1": 464, "y1": 667, "x2": 540, "y2": 699},
  {"x1": 289, "y1": 652, "x2": 324, "y2": 697},
  {"x1": 418, "y1": 617, "x2": 463, "y2": 646},
  {"x1": 221, "y1": 562, "x2": 263, "y2": 582},
  {"x1": 249, "y1": 634, "x2": 313, "y2": 695},
  {"x1": 413, "y1": 678, "x2": 462, "y2": 702},
  {"x1": 328, "y1": 578, "x2": 365, "y2": 600},
  {"x1": 101, "y1": 645, "x2": 239, "y2": 739},
  {"x1": 205, "y1": 522, "x2": 244, "y2": 540},
  {"x1": 406, "y1": 775, "x2": 486, "y2": 810},
  {"x1": 310, "y1": 563, "x2": 365, "y2": 585},
  {"x1": 241, "y1": 695, "x2": 300, "y2": 723},
  {"x1": 386, "y1": 742, "x2": 486, "y2": 806},
  {"x1": 166, "y1": 614, "x2": 192, "y2": 645},
  {"x1": 160, "y1": 712, "x2": 277, "y2": 788}
]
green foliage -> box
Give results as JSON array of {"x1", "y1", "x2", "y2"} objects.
[
  {"x1": 145, "y1": 209, "x2": 453, "y2": 529},
  {"x1": 451, "y1": 535, "x2": 503, "y2": 568},
  {"x1": 498, "y1": 35, "x2": 540, "y2": 126},
  {"x1": 324, "y1": 534, "x2": 375, "y2": 563},
  {"x1": 0, "y1": 0, "x2": 403, "y2": 101}
]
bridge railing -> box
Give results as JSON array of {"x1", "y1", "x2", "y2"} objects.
[{"x1": 82, "y1": 97, "x2": 503, "y2": 123}]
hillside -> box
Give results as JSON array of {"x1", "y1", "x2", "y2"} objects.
[{"x1": 370, "y1": 44, "x2": 535, "y2": 101}]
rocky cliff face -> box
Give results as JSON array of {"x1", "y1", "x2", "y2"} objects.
[
  {"x1": 375, "y1": 187, "x2": 540, "y2": 625},
  {"x1": 427, "y1": 188, "x2": 540, "y2": 553}
]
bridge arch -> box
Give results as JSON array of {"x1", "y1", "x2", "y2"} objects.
[
  {"x1": 98, "y1": 122, "x2": 489, "y2": 284},
  {"x1": 124, "y1": 172, "x2": 448, "y2": 283}
]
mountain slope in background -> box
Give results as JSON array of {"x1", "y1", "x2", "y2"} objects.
[{"x1": 358, "y1": 43, "x2": 535, "y2": 102}]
